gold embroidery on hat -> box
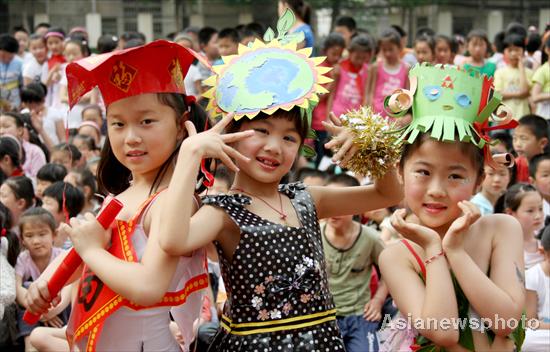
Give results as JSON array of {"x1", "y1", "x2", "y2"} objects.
[
  {"x1": 110, "y1": 61, "x2": 137, "y2": 92},
  {"x1": 169, "y1": 58, "x2": 184, "y2": 91},
  {"x1": 71, "y1": 82, "x2": 86, "y2": 104}
]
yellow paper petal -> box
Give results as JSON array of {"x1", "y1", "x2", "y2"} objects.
[
  {"x1": 298, "y1": 47, "x2": 313, "y2": 57},
  {"x1": 317, "y1": 75, "x2": 332, "y2": 84},
  {"x1": 315, "y1": 84, "x2": 329, "y2": 94},
  {"x1": 202, "y1": 75, "x2": 217, "y2": 87},
  {"x1": 312, "y1": 57, "x2": 326, "y2": 66},
  {"x1": 221, "y1": 55, "x2": 237, "y2": 64},
  {"x1": 203, "y1": 87, "x2": 216, "y2": 99},
  {"x1": 317, "y1": 66, "x2": 332, "y2": 74}
]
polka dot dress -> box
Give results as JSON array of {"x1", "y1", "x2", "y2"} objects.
[{"x1": 203, "y1": 183, "x2": 345, "y2": 351}]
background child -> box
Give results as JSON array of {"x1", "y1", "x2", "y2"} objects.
[
  {"x1": 434, "y1": 34, "x2": 457, "y2": 65},
  {"x1": 413, "y1": 35, "x2": 435, "y2": 64},
  {"x1": 367, "y1": 28, "x2": 409, "y2": 117},
  {"x1": 71, "y1": 134, "x2": 99, "y2": 164},
  {"x1": 530, "y1": 153, "x2": 550, "y2": 217},
  {"x1": 523, "y1": 225, "x2": 550, "y2": 352},
  {"x1": 35, "y1": 163, "x2": 67, "y2": 201},
  {"x1": 321, "y1": 173, "x2": 388, "y2": 352},
  {"x1": 312, "y1": 32, "x2": 344, "y2": 165},
  {"x1": 328, "y1": 34, "x2": 374, "y2": 119},
  {"x1": 215, "y1": 28, "x2": 239, "y2": 61},
  {"x1": 49, "y1": 143, "x2": 82, "y2": 172},
  {"x1": 41, "y1": 28, "x2": 65, "y2": 109},
  {"x1": 15, "y1": 208, "x2": 69, "y2": 352},
  {"x1": 23, "y1": 34, "x2": 47, "y2": 86},
  {"x1": 0, "y1": 34, "x2": 23, "y2": 111},
  {"x1": 471, "y1": 162, "x2": 511, "y2": 215},
  {"x1": 1, "y1": 111, "x2": 47, "y2": 179},
  {"x1": 80, "y1": 104, "x2": 105, "y2": 136},
  {"x1": 63, "y1": 168, "x2": 99, "y2": 214},
  {"x1": 0, "y1": 135, "x2": 23, "y2": 182},
  {"x1": 513, "y1": 114, "x2": 549, "y2": 182},
  {"x1": 494, "y1": 34, "x2": 533, "y2": 119},
  {"x1": 462, "y1": 29, "x2": 496, "y2": 77},
  {"x1": 531, "y1": 37, "x2": 550, "y2": 119},
  {"x1": 41, "y1": 181, "x2": 84, "y2": 248},
  {"x1": 504, "y1": 183, "x2": 545, "y2": 269},
  {"x1": 0, "y1": 176, "x2": 35, "y2": 235}
]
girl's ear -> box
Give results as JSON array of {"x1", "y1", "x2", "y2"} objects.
[
  {"x1": 397, "y1": 164, "x2": 404, "y2": 185},
  {"x1": 505, "y1": 208, "x2": 513, "y2": 215},
  {"x1": 15, "y1": 198, "x2": 26, "y2": 211},
  {"x1": 177, "y1": 111, "x2": 190, "y2": 142}
]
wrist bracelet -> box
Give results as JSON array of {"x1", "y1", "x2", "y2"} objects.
[{"x1": 425, "y1": 250, "x2": 445, "y2": 265}]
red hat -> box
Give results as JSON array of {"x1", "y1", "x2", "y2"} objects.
[{"x1": 66, "y1": 40, "x2": 206, "y2": 108}]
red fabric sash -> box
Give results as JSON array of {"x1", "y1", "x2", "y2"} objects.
[{"x1": 66, "y1": 192, "x2": 209, "y2": 351}]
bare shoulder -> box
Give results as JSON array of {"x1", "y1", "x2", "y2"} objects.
[
  {"x1": 380, "y1": 240, "x2": 422, "y2": 272},
  {"x1": 470, "y1": 214, "x2": 522, "y2": 240}
]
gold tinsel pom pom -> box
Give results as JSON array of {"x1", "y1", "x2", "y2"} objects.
[{"x1": 339, "y1": 107, "x2": 402, "y2": 179}]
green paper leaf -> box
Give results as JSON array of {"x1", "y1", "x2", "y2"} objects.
[
  {"x1": 277, "y1": 8, "x2": 295, "y2": 38},
  {"x1": 279, "y1": 32, "x2": 305, "y2": 46},
  {"x1": 300, "y1": 144, "x2": 316, "y2": 158},
  {"x1": 263, "y1": 27, "x2": 275, "y2": 43}
]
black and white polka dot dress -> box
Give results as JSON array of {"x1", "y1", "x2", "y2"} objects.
[{"x1": 203, "y1": 182, "x2": 345, "y2": 352}]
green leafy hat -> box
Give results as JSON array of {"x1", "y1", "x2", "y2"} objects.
[
  {"x1": 202, "y1": 9, "x2": 332, "y2": 157},
  {"x1": 384, "y1": 63, "x2": 517, "y2": 168}
]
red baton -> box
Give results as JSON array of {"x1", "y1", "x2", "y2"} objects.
[{"x1": 23, "y1": 198, "x2": 123, "y2": 324}]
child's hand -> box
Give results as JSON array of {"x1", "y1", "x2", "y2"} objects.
[
  {"x1": 323, "y1": 112, "x2": 358, "y2": 166},
  {"x1": 363, "y1": 298, "x2": 383, "y2": 322},
  {"x1": 391, "y1": 208, "x2": 441, "y2": 249},
  {"x1": 42, "y1": 315, "x2": 64, "y2": 328},
  {"x1": 180, "y1": 112, "x2": 253, "y2": 172},
  {"x1": 24, "y1": 279, "x2": 61, "y2": 315},
  {"x1": 442, "y1": 201, "x2": 480, "y2": 253},
  {"x1": 59, "y1": 213, "x2": 111, "y2": 258}
]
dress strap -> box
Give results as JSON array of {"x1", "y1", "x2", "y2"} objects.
[
  {"x1": 130, "y1": 189, "x2": 167, "y2": 225},
  {"x1": 400, "y1": 239, "x2": 426, "y2": 280}
]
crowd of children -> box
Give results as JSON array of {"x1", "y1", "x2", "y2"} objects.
[{"x1": 0, "y1": 4, "x2": 549, "y2": 352}]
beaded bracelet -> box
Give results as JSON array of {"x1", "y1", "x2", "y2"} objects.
[{"x1": 425, "y1": 250, "x2": 445, "y2": 265}]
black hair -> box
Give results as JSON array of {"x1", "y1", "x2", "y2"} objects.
[
  {"x1": 526, "y1": 33, "x2": 542, "y2": 54},
  {"x1": 503, "y1": 34, "x2": 526, "y2": 50},
  {"x1": 4, "y1": 176, "x2": 35, "y2": 209},
  {"x1": 66, "y1": 38, "x2": 90, "y2": 57},
  {"x1": 294, "y1": 167, "x2": 326, "y2": 183},
  {"x1": 414, "y1": 34, "x2": 435, "y2": 53},
  {"x1": 43, "y1": 181, "x2": 84, "y2": 218},
  {"x1": 326, "y1": 173, "x2": 360, "y2": 187},
  {"x1": 415, "y1": 27, "x2": 435, "y2": 39},
  {"x1": 19, "y1": 207, "x2": 57, "y2": 234},
  {"x1": 243, "y1": 23, "x2": 264, "y2": 39},
  {"x1": 435, "y1": 34, "x2": 458, "y2": 54},
  {"x1": 29, "y1": 33, "x2": 46, "y2": 43},
  {"x1": 0, "y1": 202, "x2": 19, "y2": 266},
  {"x1": 34, "y1": 23, "x2": 51, "y2": 32},
  {"x1": 529, "y1": 153, "x2": 550, "y2": 179},
  {"x1": 466, "y1": 29, "x2": 491, "y2": 55},
  {"x1": 493, "y1": 31, "x2": 506, "y2": 53},
  {"x1": 0, "y1": 34, "x2": 19, "y2": 53},
  {"x1": 323, "y1": 32, "x2": 346, "y2": 52},
  {"x1": 541, "y1": 225, "x2": 550, "y2": 251},
  {"x1": 37, "y1": 163, "x2": 68, "y2": 183},
  {"x1": 120, "y1": 31, "x2": 145, "y2": 42},
  {"x1": 20, "y1": 82, "x2": 47, "y2": 104},
  {"x1": 505, "y1": 22, "x2": 527, "y2": 40},
  {"x1": 378, "y1": 28, "x2": 402, "y2": 48},
  {"x1": 349, "y1": 34, "x2": 375, "y2": 52},
  {"x1": 124, "y1": 38, "x2": 145, "y2": 49},
  {"x1": 518, "y1": 114, "x2": 549, "y2": 141},
  {"x1": 12, "y1": 26, "x2": 29, "y2": 35},
  {"x1": 390, "y1": 24, "x2": 406, "y2": 38},
  {"x1": 504, "y1": 183, "x2": 539, "y2": 212},
  {"x1": 400, "y1": 133, "x2": 485, "y2": 180},
  {"x1": 72, "y1": 134, "x2": 97, "y2": 152},
  {"x1": 98, "y1": 93, "x2": 210, "y2": 196},
  {"x1": 214, "y1": 165, "x2": 234, "y2": 187},
  {"x1": 97, "y1": 34, "x2": 118, "y2": 54},
  {"x1": 198, "y1": 27, "x2": 218, "y2": 47},
  {"x1": 491, "y1": 131, "x2": 513, "y2": 152},
  {"x1": 46, "y1": 27, "x2": 66, "y2": 38},
  {"x1": 543, "y1": 36, "x2": 550, "y2": 65},
  {"x1": 218, "y1": 28, "x2": 240, "y2": 44},
  {"x1": 0, "y1": 136, "x2": 21, "y2": 172},
  {"x1": 281, "y1": 0, "x2": 312, "y2": 25},
  {"x1": 335, "y1": 16, "x2": 357, "y2": 32},
  {"x1": 18, "y1": 112, "x2": 50, "y2": 161}
]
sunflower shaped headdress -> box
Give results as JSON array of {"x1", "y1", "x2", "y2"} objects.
[
  {"x1": 384, "y1": 63, "x2": 517, "y2": 168},
  {"x1": 202, "y1": 9, "x2": 331, "y2": 156}
]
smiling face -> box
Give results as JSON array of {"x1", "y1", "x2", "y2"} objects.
[
  {"x1": 21, "y1": 220, "x2": 54, "y2": 259},
  {"x1": 232, "y1": 115, "x2": 302, "y2": 185},
  {"x1": 481, "y1": 164, "x2": 510, "y2": 199},
  {"x1": 106, "y1": 94, "x2": 184, "y2": 180},
  {"x1": 400, "y1": 138, "x2": 481, "y2": 234},
  {"x1": 513, "y1": 125, "x2": 547, "y2": 160},
  {"x1": 29, "y1": 38, "x2": 47, "y2": 63},
  {"x1": 509, "y1": 191, "x2": 544, "y2": 236}
]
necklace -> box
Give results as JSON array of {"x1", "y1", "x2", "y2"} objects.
[{"x1": 231, "y1": 188, "x2": 287, "y2": 220}]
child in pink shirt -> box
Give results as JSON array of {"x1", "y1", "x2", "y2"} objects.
[
  {"x1": 366, "y1": 29, "x2": 409, "y2": 117},
  {"x1": 328, "y1": 35, "x2": 375, "y2": 118}
]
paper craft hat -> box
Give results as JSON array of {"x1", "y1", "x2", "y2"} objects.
[
  {"x1": 384, "y1": 63, "x2": 517, "y2": 168},
  {"x1": 202, "y1": 10, "x2": 331, "y2": 132},
  {"x1": 67, "y1": 40, "x2": 205, "y2": 108}
]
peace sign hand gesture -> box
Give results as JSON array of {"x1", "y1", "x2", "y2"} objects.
[{"x1": 179, "y1": 113, "x2": 254, "y2": 172}]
